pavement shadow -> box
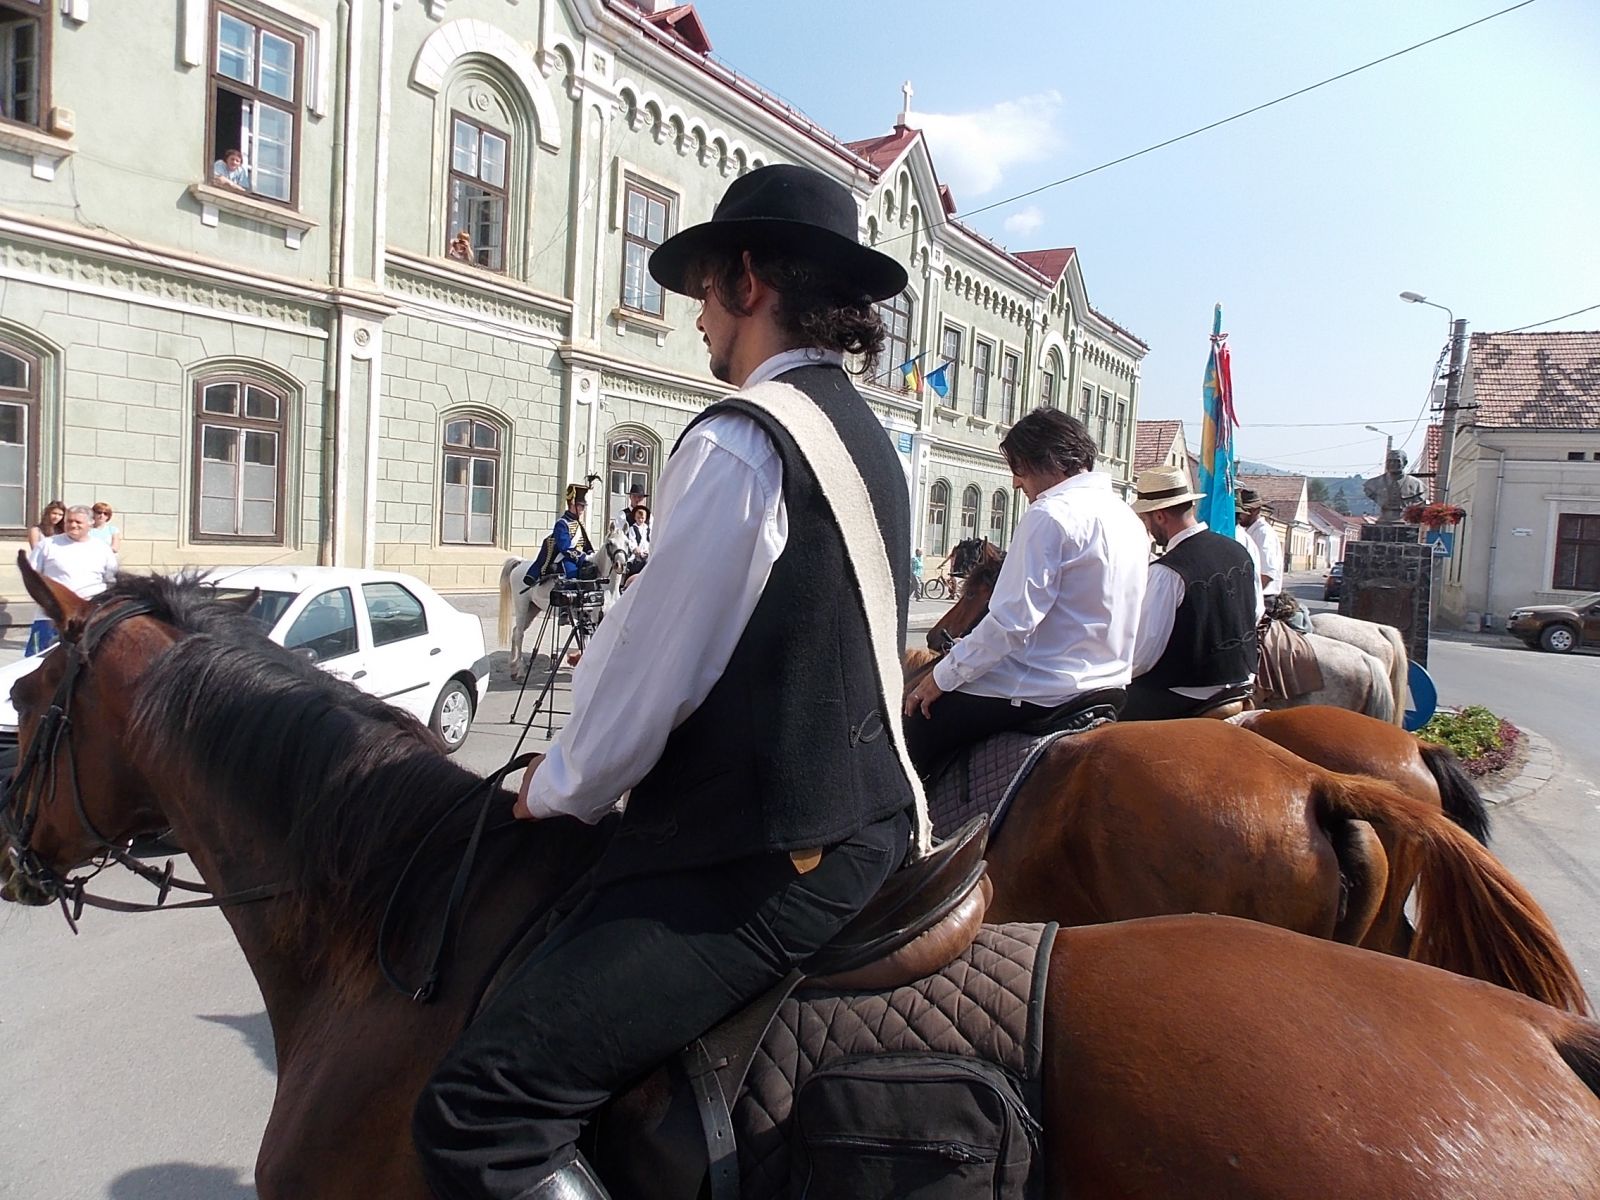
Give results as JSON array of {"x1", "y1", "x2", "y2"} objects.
[
  {"x1": 198, "y1": 1010, "x2": 277, "y2": 1074},
  {"x1": 108, "y1": 1163, "x2": 256, "y2": 1199}
]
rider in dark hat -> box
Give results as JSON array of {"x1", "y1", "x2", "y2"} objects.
[{"x1": 414, "y1": 164, "x2": 924, "y2": 1200}]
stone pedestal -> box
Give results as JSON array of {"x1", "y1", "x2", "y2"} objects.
[{"x1": 1339, "y1": 523, "x2": 1432, "y2": 667}]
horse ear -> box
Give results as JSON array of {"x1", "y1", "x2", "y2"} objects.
[{"x1": 17, "y1": 550, "x2": 89, "y2": 628}]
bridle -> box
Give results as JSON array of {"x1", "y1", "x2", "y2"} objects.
[{"x1": 0, "y1": 597, "x2": 281, "y2": 931}]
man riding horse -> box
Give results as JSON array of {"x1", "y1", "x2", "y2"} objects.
[
  {"x1": 412, "y1": 165, "x2": 925, "y2": 1199},
  {"x1": 525, "y1": 481, "x2": 596, "y2": 588}
]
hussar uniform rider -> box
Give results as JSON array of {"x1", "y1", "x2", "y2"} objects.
[{"x1": 527, "y1": 482, "x2": 595, "y2": 587}]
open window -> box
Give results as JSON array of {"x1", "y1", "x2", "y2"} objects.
[
  {"x1": 0, "y1": 0, "x2": 47, "y2": 131},
  {"x1": 207, "y1": 4, "x2": 303, "y2": 205},
  {"x1": 446, "y1": 114, "x2": 509, "y2": 270}
]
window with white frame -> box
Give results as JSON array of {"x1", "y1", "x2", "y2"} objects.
[
  {"x1": 620, "y1": 180, "x2": 672, "y2": 317},
  {"x1": 0, "y1": 1, "x2": 47, "y2": 130},
  {"x1": 972, "y1": 338, "x2": 992, "y2": 418},
  {"x1": 447, "y1": 114, "x2": 509, "y2": 270},
  {"x1": 1000, "y1": 351, "x2": 1019, "y2": 423},
  {"x1": 193, "y1": 374, "x2": 287, "y2": 542},
  {"x1": 441, "y1": 415, "x2": 502, "y2": 545},
  {"x1": 939, "y1": 324, "x2": 962, "y2": 408},
  {"x1": 0, "y1": 338, "x2": 39, "y2": 534},
  {"x1": 208, "y1": 4, "x2": 302, "y2": 204}
]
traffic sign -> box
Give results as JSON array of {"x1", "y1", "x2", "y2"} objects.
[
  {"x1": 1424, "y1": 529, "x2": 1455, "y2": 557},
  {"x1": 1403, "y1": 662, "x2": 1438, "y2": 732}
]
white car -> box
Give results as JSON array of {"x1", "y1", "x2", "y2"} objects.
[{"x1": 1, "y1": 566, "x2": 490, "y2": 753}]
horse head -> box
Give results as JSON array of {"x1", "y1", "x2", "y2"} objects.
[
  {"x1": 1, "y1": 555, "x2": 180, "y2": 905},
  {"x1": 924, "y1": 548, "x2": 1006, "y2": 652},
  {"x1": 602, "y1": 529, "x2": 631, "y2": 576}
]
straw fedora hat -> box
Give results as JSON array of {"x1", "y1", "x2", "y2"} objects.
[{"x1": 1131, "y1": 465, "x2": 1206, "y2": 514}]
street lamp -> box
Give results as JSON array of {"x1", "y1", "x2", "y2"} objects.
[
  {"x1": 1399, "y1": 291, "x2": 1468, "y2": 499},
  {"x1": 1364, "y1": 424, "x2": 1393, "y2": 458}
]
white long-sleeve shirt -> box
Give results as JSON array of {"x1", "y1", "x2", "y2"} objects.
[
  {"x1": 1131, "y1": 522, "x2": 1256, "y2": 699},
  {"x1": 931, "y1": 472, "x2": 1148, "y2": 704},
  {"x1": 31, "y1": 533, "x2": 117, "y2": 598},
  {"x1": 525, "y1": 347, "x2": 844, "y2": 822},
  {"x1": 1245, "y1": 516, "x2": 1283, "y2": 597}
]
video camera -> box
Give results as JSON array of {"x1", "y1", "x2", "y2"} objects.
[{"x1": 548, "y1": 578, "x2": 606, "y2": 631}]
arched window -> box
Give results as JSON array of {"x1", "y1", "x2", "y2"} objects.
[
  {"x1": 989, "y1": 489, "x2": 1008, "y2": 547},
  {"x1": 193, "y1": 373, "x2": 289, "y2": 542},
  {"x1": 441, "y1": 413, "x2": 504, "y2": 544},
  {"x1": 926, "y1": 480, "x2": 949, "y2": 555},
  {"x1": 606, "y1": 430, "x2": 657, "y2": 529},
  {"x1": 0, "y1": 338, "x2": 40, "y2": 536},
  {"x1": 876, "y1": 289, "x2": 914, "y2": 388},
  {"x1": 960, "y1": 485, "x2": 980, "y2": 540}
]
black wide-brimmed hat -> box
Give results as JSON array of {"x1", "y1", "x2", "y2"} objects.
[{"x1": 649, "y1": 164, "x2": 907, "y2": 302}]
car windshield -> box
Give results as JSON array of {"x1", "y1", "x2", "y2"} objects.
[{"x1": 208, "y1": 588, "x2": 299, "y2": 629}]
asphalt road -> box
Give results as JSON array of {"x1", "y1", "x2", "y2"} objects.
[{"x1": 3, "y1": 585, "x2": 1597, "y2": 1198}]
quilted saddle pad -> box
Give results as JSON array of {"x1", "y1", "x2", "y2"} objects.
[
  {"x1": 927, "y1": 730, "x2": 1077, "y2": 842},
  {"x1": 734, "y1": 922, "x2": 1054, "y2": 1199}
]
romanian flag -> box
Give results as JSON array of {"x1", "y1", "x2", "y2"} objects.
[
  {"x1": 1197, "y1": 303, "x2": 1239, "y2": 537},
  {"x1": 899, "y1": 355, "x2": 924, "y2": 392}
]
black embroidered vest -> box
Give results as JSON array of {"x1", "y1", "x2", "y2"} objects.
[
  {"x1": 598, "y1": 364, "x2": 914, "y2": 881},
  {"x1": 1140, "y1": 529, "x2": 1259, "y2": 690}
]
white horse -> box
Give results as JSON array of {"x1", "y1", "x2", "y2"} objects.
[
  {"x1": 1309, "y1": 612, "x2": 1408, "y2": 727},
  {"x1": 497, "y1": 530, "x2": 631, "y2": 680},
  {"x1": 1261, "y1": 632, "x2": 1396, "y2": 723}
]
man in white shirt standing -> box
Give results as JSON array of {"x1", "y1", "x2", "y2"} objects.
[
  {"x1": 32, "y1": 506, "x2": 117, "y2": 598},
  {"x1": 902, "y1": 407, "x2": 1148, "y2": 776},
  {"x1": 1237, "y1": 486, "x2": 1283, "y2": 600},
  {"x1": 1124, "y1": 466, "x2": 1260, "y2": 721},
  {"x1": 414, "y1": 164, "x2": 923, "y2": 1200}
]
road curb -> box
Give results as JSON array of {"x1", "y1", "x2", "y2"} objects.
[{"x1": 1478, "y1": 726, "x2": 1560, "y2": 807}]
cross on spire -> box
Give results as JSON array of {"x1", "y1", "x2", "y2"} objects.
[{"x1": 899, "y1": 80, "x2": 914, "y2": 127}]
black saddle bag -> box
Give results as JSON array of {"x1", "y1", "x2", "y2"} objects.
[{"x1": 789, "y1": 1052, "x2": 1040, "y2": 1199}]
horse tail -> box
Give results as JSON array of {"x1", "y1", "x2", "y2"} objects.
[
  {"x1": 497, "y1": 557, "x2": 520, "y2": 646},
  {"x1": 1419, "y1": 741, "x2": 1491, "y2": 845},
  {"x1": 1378, "y1": 624, "x2": 1408, "y2": 727},
  {"x1": 1363, "y1": 652, "x2": 1395, "y2": 724},
  {"x1": 1326, "y1": 817, "x2": 1389, "y2": 946},
  {"x1": 1553, "y1": 1020, "x2": 1600, "y2": 1103},
  {"x1": 1313, "y1": 772, "x2": 1590, "y2": 1015}
]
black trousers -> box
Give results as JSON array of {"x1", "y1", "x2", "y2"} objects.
[
  {"x1": 903, "y1": 688, "x2": 1056, "y2": 781},
  {"x1": 1120, "y1": 681, "x2": 1216, "y2": 722},
  {"x1": 412, "y1": 809, "x2": 911, "y2": 1200}
]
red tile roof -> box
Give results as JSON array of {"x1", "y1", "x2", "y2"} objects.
[
  {"x1": 1467, "y1": 330, "x2": 1600, "y2": 429},
  {"x1": 1421, "y1": 423, "x2": 1441, "y2": 502},
  {"x1": 645, "y1": 4, "x2": 713, "y2": 53},
  {"x1": 1013, "y1": 248, "x2": 1075, "y2": 283},
  {"x1": 1306, "y1": 501, "x2": 1348, "y2": 534},
  {"x1": 843, "y1": 126, "x2": 919, "y2": 171},
  {"x1": 1132, "y1": 419, "x2": 1184, "y2": 474},
  {"x1": 1237, "y1": 473, "x2": 1308, "y2": 519}
]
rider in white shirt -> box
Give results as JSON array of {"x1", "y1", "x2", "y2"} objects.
[
  {"x1": 902, "y1": 408, "x2": 1148, "y2": 777},
  {"x1": 1237, "y1": 487, "x2": 1283, "y2": 599}
]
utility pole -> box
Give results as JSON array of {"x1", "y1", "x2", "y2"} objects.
[{"x1": 1435, "y1": 318, "x2": 1468, "y2": 500}]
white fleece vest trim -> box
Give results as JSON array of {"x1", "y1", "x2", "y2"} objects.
[{"x1": 733, "y1": 379, "x2": 932, "y2": 859}]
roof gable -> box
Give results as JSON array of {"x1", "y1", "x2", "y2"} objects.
[
  {"x1": 1132, "y1": 419, "x2": 1184, "y2": 474},
  {"x1": 1014, "y1": 248, "x2": 1075, "y2": 283},
  {"x1": 1467, "y1": 330, "x2": 1600, "y2": 429},
  {"x1": 1238, "y1": 472, "x2": 1308, "y2": 518},
  {"x1": 644, "y1": 4, "x2": 712, "y2": 54}
]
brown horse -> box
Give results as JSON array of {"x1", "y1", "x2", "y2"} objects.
[
  {"x1": 10, "y1": 564, "x2": 1600, "y2": 1199},
  {"x1": 905, "y1": 561, "x2": 1580, "y2": 1006}
]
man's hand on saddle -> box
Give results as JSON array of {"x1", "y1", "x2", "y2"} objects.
[
  {"x1": 904, "y1": 671, "x2": 944, "y2": 719},
  {"x1": 512, "y1": 755, "x2": 547, "y2": 820}
]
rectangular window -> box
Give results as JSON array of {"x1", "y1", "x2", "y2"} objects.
[
  {"x1": 208, "y1": 6, "x2": 302, "y2": 205},
  {"x1": 441, "y1": 416, "x2": 500, "y2": 545},
  {"x1": 1000, "y1": 351, "x2": 1019, "y2": 423},
  {"x1": 620, "y1": 181, "x2": 672, "y2": 317},
  {"x1": 446, "y1": 114, "x2": 509, "y2": 271},
  {"x1": 1114, "y1": 401, "x2": 1127, "y2": 460},
  {"x1": 0, "y1": 340, "x2": 36, "y2": 534},
  {"x1": 0, "y1": 1, "x2": 47, "y2": 130},
  {"x1": 972, "y1": 339, "x2": 992, "y2": 418},
  {"x1": 876, "y1": 292, "x2": 913, "y2": 390},
  {"x1": 1098, "y1": 392, "x2": 1111, "y2": 450},
  {"x1": 192, "y1": 375, "x2": 287, "y2": 543},
  {"x1": 1079, "y1": 384, "x2": 1093, "y2": 425},
  {"x1": 1039, "y1": 371, "x2": 1055, "y2": 408},
  {"x1": 1553, "y1": 513, "x2": 1600, "y2": 591},
  {"x1": 939, "y1": 324, "x2": 962, "y2": 408}
]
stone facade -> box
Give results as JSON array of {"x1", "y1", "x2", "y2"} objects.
[
  {"x1": 0, "y1": 0, "x2": 1148, "y2": 603},
  {"x1": 1340, "y1": 524, "x2": 1432, "y2": 667}
]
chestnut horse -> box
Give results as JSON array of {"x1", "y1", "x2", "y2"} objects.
[
  {"x1": 9, "y1": 564, "x2": 1600, "y2": 1200},
  {"x1": 904, "y1": 561, "x2": 1579, "y2": 1005}
]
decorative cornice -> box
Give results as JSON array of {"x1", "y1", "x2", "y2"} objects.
[
  {"x1": 598, "y1": 368, "x2": 719, "y2": 412},
  {"x1": 928, "y1": 440, "x2": 1009, "y2": 469},
  {"x1": 384, "y1": 251, "x2": 570, "y2": 337}
]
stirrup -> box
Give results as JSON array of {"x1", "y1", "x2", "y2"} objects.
[{"x1": 516, "y1": 1154, "x2": 612, "y2": 1200}]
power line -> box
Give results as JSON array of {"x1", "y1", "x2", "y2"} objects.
[
  {"x1": 879, "y1": 0, "x2": 1540, "y2": 245},
  {"x1": 1178, "y1": 416, "x2": 1416, "y2": 429},
  {"x1": 1505, "y1": 301, "x2": 1600, "y2": 332}
]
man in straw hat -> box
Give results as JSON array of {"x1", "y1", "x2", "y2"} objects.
[
  {"x1": 1123, "y1": 465, "x2": 1260, "y2": 721},
  {"x1": 414, "y1": 164, "x2": 923, "y2": 1199}
]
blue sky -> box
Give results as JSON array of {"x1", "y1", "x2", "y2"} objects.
[{"x1": 687, "y1": 0, "x2": 1600, "y2": 476}]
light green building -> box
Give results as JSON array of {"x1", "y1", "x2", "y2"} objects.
[{"x1": 0, "y1": 0, "x2": 1147, "y2": 606}]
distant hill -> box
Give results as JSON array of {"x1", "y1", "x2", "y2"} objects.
[
  {"x1": 1238, "y1": 460, "x2": 1290, "y2": 476},
  {"x1": 1237, "y1": 463, "x2": 1377, "y2": 516}
]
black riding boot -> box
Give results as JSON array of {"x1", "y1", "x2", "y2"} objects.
[{"x1": 515, "y1": 1154, "x2": 611, "y2": 1200}]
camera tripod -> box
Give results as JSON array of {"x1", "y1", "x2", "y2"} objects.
[{"x1": 508, "y1": 594, "x2": 598, "y2": 740}]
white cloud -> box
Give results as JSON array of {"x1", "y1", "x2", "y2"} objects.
[
  {"x1": 1002, "y1": 206, "x2": 1046, "y2": 238},
  {"x1": 908, "y1": 91, "x2": 1065, "y2": 200}
]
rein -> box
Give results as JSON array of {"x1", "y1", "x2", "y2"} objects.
[{"x1": 1, "y1": 598, "x2": 284, "y2": 931}]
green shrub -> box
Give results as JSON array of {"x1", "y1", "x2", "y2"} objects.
[{"x1": 1417, "y1": 705, "x2": 1505, "y2": 762}]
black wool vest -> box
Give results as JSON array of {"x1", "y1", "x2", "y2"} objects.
[
  {"x1": 597, "y1": 363, "x2": 915, "y2": 882},
  {"x1": 1140, "y1": 529, "x2": 1259, "y2": 690}
]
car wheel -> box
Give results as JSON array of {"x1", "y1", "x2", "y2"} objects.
[
  {"x1": 1539, "y1": 624, "x2": 1578, "y2": 654},
  {"x1": 431, "y1": 679, "x2": 475, "y2": 752}
]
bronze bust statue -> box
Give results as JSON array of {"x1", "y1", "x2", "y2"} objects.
[{"x1": 1362, "y1": 449, "x2": 1427, "y2": 524}]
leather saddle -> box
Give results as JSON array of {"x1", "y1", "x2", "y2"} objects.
[{"x1": 1190, "y1": 682, "x2": 1255, "y2": 720}]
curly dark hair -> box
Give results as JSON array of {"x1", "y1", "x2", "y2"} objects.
[
  {"x1": 688, "y1": 247, "x2": 888, "y2": 374},
  {"x1": 1000, "y1": 408, "x2": 1098, "y2": 478}
]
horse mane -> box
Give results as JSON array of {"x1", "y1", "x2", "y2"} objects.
[{"x1": 107, "y1": 574, "x2": 567, "y2": 972}]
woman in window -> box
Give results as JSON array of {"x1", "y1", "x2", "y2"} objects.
[
  {"x1": 27, "y1": 500, "x2": 66, "y2": 550},
  {"x1": 89, "y1": 502, "x2": 123, "y2": 555}
]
